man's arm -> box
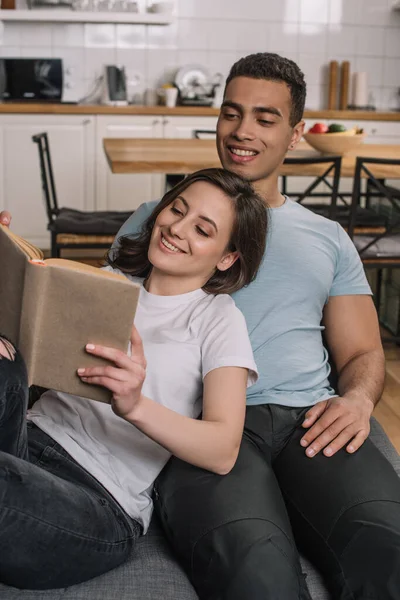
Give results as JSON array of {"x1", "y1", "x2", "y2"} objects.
[{"x1": 300, "y1": 294, "x2": 385, "y2": 457}]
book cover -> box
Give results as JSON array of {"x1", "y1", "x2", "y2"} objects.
[{"x1": 0, "y1": 225, "x2": 140, "y2": 402}]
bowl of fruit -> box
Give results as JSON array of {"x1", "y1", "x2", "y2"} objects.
[{"x1": 303, "y1": 123, "x2": 365, "y2": 155}]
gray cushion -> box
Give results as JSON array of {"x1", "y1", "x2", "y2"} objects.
[
  {"x1": 354, "y1": 233, "x2": 400, "y2": 259},
  {"x1": 0, "y1": 418, "x2": 398, "y2": 600}
]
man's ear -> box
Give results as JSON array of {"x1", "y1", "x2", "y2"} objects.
[
  {"x1": 217, "y1": 251, "x2": 239, "y2": 272},
  {"x1": 289, "y1": 119, "x2": 305, "y2": 150}
]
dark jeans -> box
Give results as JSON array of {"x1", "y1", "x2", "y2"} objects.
[
  {"x1": 0, "y1": 339, "x2": 140, "y2": 590},
  {"x1": 155, "y1": 403, "x2": 400, "y2": 600}
]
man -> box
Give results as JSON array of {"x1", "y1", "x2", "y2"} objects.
[{"x1": 2, "y1": 53, "x2": 400, "y2": 599}]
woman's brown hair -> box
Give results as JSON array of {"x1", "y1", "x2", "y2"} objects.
[{"x1": 107, "y1": 168, "x2": 268, "y2": 295}]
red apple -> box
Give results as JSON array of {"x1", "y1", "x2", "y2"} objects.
[{"x1": 309, "y1": 123, "x2": 329, "y2": 134}]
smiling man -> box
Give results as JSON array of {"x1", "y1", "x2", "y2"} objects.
[
  {"x1": 112, "y1": 52, "x2": 400, "y2": 600},
  {"x1": 2, "y1": 53, "x2": 400, "y2": 599}
]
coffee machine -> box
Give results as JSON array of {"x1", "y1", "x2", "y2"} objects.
[{"x1": 102, "y1": 65, "x2": 128, "y2": 106}]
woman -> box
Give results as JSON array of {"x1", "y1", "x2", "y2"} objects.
[{"x1": 0, "y1": 168, "x2": 267, "y2": 590}]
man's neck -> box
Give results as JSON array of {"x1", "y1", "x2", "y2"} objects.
[{"x1": 253, "y1": 175, "x2": 286, "y2": 208}]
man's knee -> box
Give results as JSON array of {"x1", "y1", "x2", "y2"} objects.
[
  {"x1": 0, "y1": 337, "x2": 16, "y2": 361},
  {"x1": 192, "y1": 518, "x2": 310, "y2": 600},
  {"x1": 331, "y1": 500, "x2": 400, "y2": 597}
]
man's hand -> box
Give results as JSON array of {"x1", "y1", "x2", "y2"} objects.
[
  {"x1": 0, "y1": 211, "x2": 11, "y2": 227},
  {"x1": 300, "y1": 393, "x2": 374, "y2": 457},
  {"x1": 77, "y1": 325, "x2": 147, "y2": 420}
]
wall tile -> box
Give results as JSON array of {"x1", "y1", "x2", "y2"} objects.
[
  {"x1": 177, "y1": 18, "x2": 210, "y2": 50},
  {"x1": 2, "y1": 23, "x2": 21, "y2": 46},
  {"x1": 209, "y1": 20, "x2": 237, "y2": 51},
  {"x1": 0, "y1": 46, "x2": 21, "y2": 58},
  {"x1": 84, "y1": 47, "x2": 117, "y2": 80},
  {"x1": 354, "y1": 56, "x2": 384, "y2": 87},
  {"x1": 356, "y1": 0, "x2": 393, "y2": 26},
  {"x1": 300, "y1": 0, "x2": 329, "y2": 25},
  {"x1": 84, "y1": 24, "x2": 116, "y2": 48},
  {"x1": 19, "y1": 46, "x2": 53, "y2": 58},
  {"x1": 116, "y1": 24, "x2": 146, "y2": 49},
  {"x1": 383, "y1": 58, "x2": 400, "y2": 87},
  {"x1": 236, "y1": 21, "x2": 269, "y2": 53},
  {"x1": 298, "y1": 53, "x2": 326, "y2": 86},
  {"x1": 327, "y1": 24, "x2": 357, "y2": 58},
  {"x1": 329, "y1": 0, "x2": 360, "y2": 26},
  {"x1": 356, "y1": 27, "x2": 385, "y2": 57},
  {"x1": 384, "y1": 26, "x2": 400, "y2": 58},
  {"x1": 19, "y1": 23, "x2": 52, "y2": 48},
  {"x1": 305, "y1": 84, "x2": 327, "y2": 110},
  {"x1": 269, "y1": 22, "x2": 298, "y2": 54},
  {"x1": 147, "y1": 21, "x2": 178, "y2": 49},
  {"x1": 51, "y1": 24, "x2": 84, "y2": 48},
  {"x1": 380, "y1": 86, "x2": 400, "y2": 111},
  {"x1": 298, "y1": 23, "x2": 328, "y2": 55},
  {"x1": 205, "y1": 51, "x2": 237, "y2": 81},
  {"x1": 147, "y1": 48, "x2": 178, "y2": 87}
]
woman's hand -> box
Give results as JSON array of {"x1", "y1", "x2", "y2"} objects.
[{"x1": 77, "y1": 325, "x2": 146, "y2": 420}]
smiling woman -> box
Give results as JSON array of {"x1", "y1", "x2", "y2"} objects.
[
  {"x1": 108, "y1": 167, "x2": 268, "y2": 296},
  {"x1": 0, "y1": 167, "x2": 268, "y2": 590}
]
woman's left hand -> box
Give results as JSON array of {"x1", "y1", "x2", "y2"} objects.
[{"x1": 77, "y1": 325, "x2": 146, "y2": 420}]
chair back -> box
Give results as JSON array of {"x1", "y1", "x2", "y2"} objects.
[
  {"x1": 32, "y1": 132, "x2": 59, "y2": 225},
  {"x1": 282, "y1": 155, "x2": 342, "y2": 220},
  {"x1": 348, "y1": 157, "x2": 400, "y2": 257}
]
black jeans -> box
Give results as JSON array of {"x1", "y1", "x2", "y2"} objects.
[
  {"x1": 0, "y1": 339, "x2": 140, "y2": 590},
  {"x1": 155, "y1": 403, "x2": 400, "y2": 600}
]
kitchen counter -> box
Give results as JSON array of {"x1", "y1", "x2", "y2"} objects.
[{"x1": 0, "y1": 103, "x2": 400, "y2": 121}]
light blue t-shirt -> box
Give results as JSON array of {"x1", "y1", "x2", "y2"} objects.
[{"x1": 114, "y1": 198, "x2": 371, "y2": 408}]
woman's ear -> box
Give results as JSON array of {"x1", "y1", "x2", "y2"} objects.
[{"x1": 216, "y1": 251, "x2": 239, "y2": 272}]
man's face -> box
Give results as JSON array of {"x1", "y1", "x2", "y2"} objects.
[{"x1": 216, "y1": 76, "x2": 304, "y2": 185}]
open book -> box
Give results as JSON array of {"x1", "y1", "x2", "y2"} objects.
[{"x1": 0, "y1": 224, "x2": 140, "y2": 402}]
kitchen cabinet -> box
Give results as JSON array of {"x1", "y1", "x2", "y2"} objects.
[
  {"x1": 95, "y1": 115, "x2": 164, "y2": 213},
  {"x1": 0, "y1": 114, "x2": 95, "y2": 248},
  {"x1": 162, "y1": 116, "x2": 218, "y2": 139}
]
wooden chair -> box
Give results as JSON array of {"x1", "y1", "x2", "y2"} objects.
[
  {"x1": 282, "y1": 155, "x2": 387, "y2": 233},
  {"x1": 348, "y1": 156, "x2": 400, "y2": 339},
  {"x1": 32, "y1": 133, "x2": 133, "y2": 258}
]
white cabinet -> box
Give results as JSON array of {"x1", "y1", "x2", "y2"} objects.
[
  {"x1": 0, "y1": 114, "x2": 95, "y2": 247},
  {"x1": 162, "y1": 116, "x2": 218, "y2": 139},
  {"x1": 96, "y1": 116, "x2": 164, "y2": 212}
]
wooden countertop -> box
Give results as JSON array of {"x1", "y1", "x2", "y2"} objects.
[
  {"x1": 103, "y1": 138, "x2": 400, "y2": 179},
  {"x1": 0, "y1": 103, "x2": 400, "y2": 121}
]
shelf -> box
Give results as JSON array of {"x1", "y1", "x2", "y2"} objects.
[{"x1": 0, "y1": 9, "x2": 173, "y2": 24}]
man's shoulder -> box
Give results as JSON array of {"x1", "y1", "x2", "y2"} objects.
[{"x1": 285, "y1": 198, "x2": 339, "y2": 230}]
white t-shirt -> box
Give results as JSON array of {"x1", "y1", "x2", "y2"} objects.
[{"x1": 28, "y1": 275, "x2": 258, "y2": 532}]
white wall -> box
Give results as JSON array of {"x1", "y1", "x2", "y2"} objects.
[{"x1": 0, "y1": 0, "x2": 399, "y2": 110}]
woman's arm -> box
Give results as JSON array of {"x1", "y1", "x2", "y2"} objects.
[
  {"x1": 78, "y1": 326, "x2": 248, "y2": 475},
  {"x1": 127, "y1": 366, "x2": 247, "y2": 475}
]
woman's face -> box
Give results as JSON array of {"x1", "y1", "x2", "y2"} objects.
[{"x1": 148, "y1": 180, "x2": 238, "y2": 287}]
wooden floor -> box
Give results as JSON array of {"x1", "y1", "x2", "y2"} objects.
[{"x1": 375, "y1": 342, "x2": 400, "y2": 453}]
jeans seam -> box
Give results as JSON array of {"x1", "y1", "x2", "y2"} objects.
[
  {"x1": 330, "y1": 498, "x2": 400, "y2": 559},
  {"x1": 326, "y1": 497, "x2": 400, "y2": 541},
  {"x1": 1, "y1": 505, "x2": 136, "y2": 546},
  {"x1": 283, "y1": 495, "x2": 355, "y2": 600},
  {"x1": 190, "y1": 517, "x2": 299, "y2": 581}
]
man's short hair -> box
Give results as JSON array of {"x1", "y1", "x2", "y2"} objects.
[{"x1": 225, "y1": 53, "x2": 307, "y2": 127}]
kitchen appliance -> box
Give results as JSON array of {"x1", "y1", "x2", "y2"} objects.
[
  {"x1": 0, "y1": 58, "x2": 63, "y2": 102},
  {"x1": 102, "y1": 65, "x2": 128, "y2": 106},
  {"x1": 174, "y1": 64, "x2": 222, "y2": 106}
]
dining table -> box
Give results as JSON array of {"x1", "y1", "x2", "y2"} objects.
[{"x1": 103, "y1": 138, "x2": 400, "y2": 180}]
